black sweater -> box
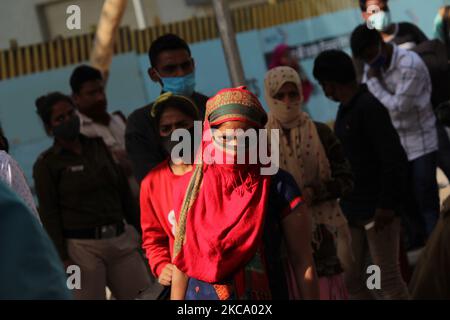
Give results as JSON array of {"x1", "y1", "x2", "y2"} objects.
[{"x1": 334, "y1": 84, "x2": 408, "y2": 221}]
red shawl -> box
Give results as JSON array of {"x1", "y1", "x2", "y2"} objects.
[{"x1": 172, "y1": 87, "x2": 271, "y2": 283}]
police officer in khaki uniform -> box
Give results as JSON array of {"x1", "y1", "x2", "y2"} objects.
[
  {"x1": 33, "y1": 92, "x2": 151, "y2": 300},
  {"x1": 70, "y1": 65, "x2": 140, "y2": 230}
]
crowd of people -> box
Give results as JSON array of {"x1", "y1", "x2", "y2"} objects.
[{"x1": 1, "y1": 0, "x2": 450, "y2": 300}]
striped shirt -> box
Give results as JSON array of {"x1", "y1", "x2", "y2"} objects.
[{"x1": 363, "y1": 44, "x2": 438, "y2": 161}]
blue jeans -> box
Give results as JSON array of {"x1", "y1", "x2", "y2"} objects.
[{"x1": 405, "y1": 152, "x2": 440, "y2": 243}]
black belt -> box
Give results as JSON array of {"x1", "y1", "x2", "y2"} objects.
[{"x1": 63, "y1": 222, "x2": 125, "y2": 240}]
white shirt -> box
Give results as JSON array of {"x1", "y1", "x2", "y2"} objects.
[
  {"x1": 363, "y1": 44, "x2": 438, "y2": 161},
  {"x1": 78, "y1": 111, "x2": 126, "y2": 152},
  {"x1": 0, "y1": 151, "x2": 41, "y2": 222},
  {"x1": 78, "y1": 111, "x2": 140, "y2": 197}
]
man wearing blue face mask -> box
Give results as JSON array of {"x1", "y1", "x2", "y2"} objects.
[
  {"x1": 362, "y1": 1, "x2": 450, "y2": 198},
  {"x1": 351, "y1": 25, "x2": 440, "y2": 250},
  {"x1": 126, "y1": 34, "x2": 208, "y2": 183},
  {"x1": 360, "y1": 0, "x2": 428, "y2": 50}
]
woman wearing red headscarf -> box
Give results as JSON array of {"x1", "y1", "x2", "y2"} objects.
[{"x1": 170, "y1": 86, "x2": 319, "y2": 300}]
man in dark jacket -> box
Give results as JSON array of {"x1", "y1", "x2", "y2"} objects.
[
  {"x1": 126, "y1": 34, "x2": 208, "y2": 183},
  {"x1": 313, "y1": 49, "x2": 410, "y2": 299}
]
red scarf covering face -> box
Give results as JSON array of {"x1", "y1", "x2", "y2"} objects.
[{"x1": 172, "y1": 87, "x2": 271, "y2": 284}]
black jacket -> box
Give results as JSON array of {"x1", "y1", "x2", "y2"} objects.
[{"x1": 334, "y1": 84, "x2": 408, "y2": 221}]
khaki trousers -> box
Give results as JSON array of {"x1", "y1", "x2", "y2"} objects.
[
  {"x1": 67, "y1": 225, "x2": 151, "y2": 300},
  {"x1": 338, "y1": 218, "x2": 410, "y2": 300}
]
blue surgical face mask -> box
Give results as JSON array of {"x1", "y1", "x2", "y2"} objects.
[
  {"x1": 368, "y1": 10, "x2": 392, "y2": 32},
  {"x1": 158, "y1": 71, "x2": 196, "y2": 96},
  {"x1": 369, "y1": 44, "x2": 387, "y2": 69}
]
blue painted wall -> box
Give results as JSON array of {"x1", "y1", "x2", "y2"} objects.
[{"x1": 1, "y1": 0, "x2": 448, "y2": 185}]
